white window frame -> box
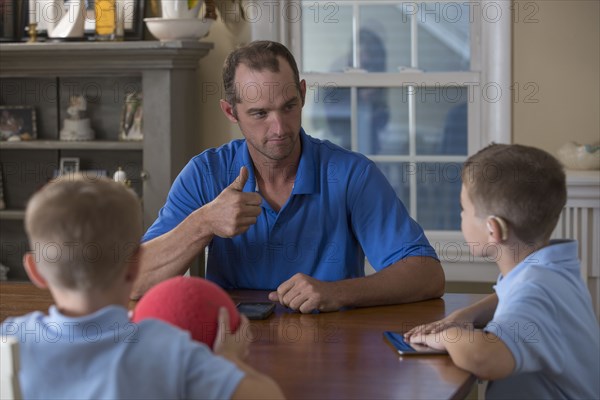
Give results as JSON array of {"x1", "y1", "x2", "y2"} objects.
[{"x1": 249, "y1": 0, "x2": 510, "y2": 280}]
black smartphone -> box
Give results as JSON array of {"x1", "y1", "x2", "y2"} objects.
[
  {"x1": 236, "y1": 302, "x2": 275, "y2": 320},
  {"x1": 383, "y1": 331, "x2": 447, "y2": 355}
]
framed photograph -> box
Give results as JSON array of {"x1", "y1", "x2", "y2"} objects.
[
  {"x1": 84, "y1": 0, "x2": 145, "y2": 40},
  {"x1": 0, "y1": 105, "x2": 37, "y2": 141},
  {"x1": 59, "y1": 157, "x2": 80, "y2": 176}
]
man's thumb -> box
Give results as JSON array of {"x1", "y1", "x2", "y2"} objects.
[{"x1": 229, "y1": 166, "x2": 249, "y2": 191}]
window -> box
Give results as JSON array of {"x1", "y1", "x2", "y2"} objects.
[{"x1": 249, "y1": 0, "x2": 510, "y2": 268}]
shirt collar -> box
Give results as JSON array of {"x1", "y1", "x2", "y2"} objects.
[
  {"x1": 232, "y1": 128, "x2": 318, "y2": 195},
  {"x1": 494, "y1": 239, "x2": 579, "y2": 290},
  {"x1": 47, "y1": 305, "x2": 130, "y2": 333}
]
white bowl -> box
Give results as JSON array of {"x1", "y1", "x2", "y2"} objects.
[{"x1": 144, "y1": 18, "x2": 213, "y2": 41}]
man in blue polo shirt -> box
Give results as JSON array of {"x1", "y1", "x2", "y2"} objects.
[{"x1": 133, "y1": 41, "x2": 444, "y2": 313}]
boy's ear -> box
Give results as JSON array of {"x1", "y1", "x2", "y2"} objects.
[
  {"x1": 219, "y1": 99, "x2": 239, "y2": 123},
  {"x1": 486, "y1": 216, "x2": 508, "y2": 243},
  {"x1": 23, "y1": 252, "x2": 49, "y2": 289}
]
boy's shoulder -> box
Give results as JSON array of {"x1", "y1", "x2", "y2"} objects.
[{"x1": 1, "y1": 311, "x2": 46, "y2": 335}]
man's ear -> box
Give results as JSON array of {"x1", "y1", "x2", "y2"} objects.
[
  {"x1": 219, "y1": 99, "x2": 239, "y2": 123},
  {"x1": 486, "y1": 216, "x2": 508, "y2": 243},
  {"x1": 23, "y1": 252, "x2": 48, "y2": 289},
  {"x1": 299, "y1": 79, "x2": 307, "y2": 106}
]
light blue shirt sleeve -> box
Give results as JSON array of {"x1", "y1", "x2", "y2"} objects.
[
  {"x1": 184, "y1": 344, "x2": 245, "y2": 399},
  {"x1": 485, "y1": 282, "x2": 564, "y2": 375}
]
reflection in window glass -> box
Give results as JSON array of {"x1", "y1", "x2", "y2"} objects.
[
  {"x1": 416, "y1": 162, "x2": 462, "y2": 230},
  {"x1": 357, "y1": 87, "x2": 389, "y2": 155},
  {"x1": 301, "y1": 2, "x2": 470, "y2": 72},
  {"x1": 417, "y1": 2, "x2": 471, "y2": 71},
  {"x1": 358, "y1": 88, "x2": 409, "y2": 155},
  {"x1": 415, "y1": 87, "x2": 468, "y2": 155},
  {"x1": 302, "y1": 85, "x2": 351, "y2": 149},
  {"x1": 301, "y1": 5, "x2": 352, "y2": 72},
  {"x1": 359, "y1": 5, "x2": 411, "y2": 71},
  {"x1": 375, "y1": 162, "x2": 411, "y2": 210}
]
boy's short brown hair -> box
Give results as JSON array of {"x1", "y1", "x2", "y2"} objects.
[
  {"x1": 461, "y1": 143, "x2": 566, "y2": 243},
  {"x1": 25, "y1": 176, "x2": 142, "y2": 290}
]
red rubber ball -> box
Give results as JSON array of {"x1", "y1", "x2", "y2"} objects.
[{"x1": 132, "y1": 276, "x2": 240, "y2": 348}]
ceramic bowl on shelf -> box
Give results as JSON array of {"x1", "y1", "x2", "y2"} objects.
[{"x1": 144, "y1": 18, "x2": 213, "y2": 41}]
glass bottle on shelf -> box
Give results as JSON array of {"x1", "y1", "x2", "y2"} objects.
[{"x1": 95, "y1": 0, "x2": 116, "y2": 40}]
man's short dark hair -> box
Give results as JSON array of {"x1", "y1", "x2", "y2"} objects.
[{"x1": 222, "y1": 40, "x2": 301, "y2": 110}]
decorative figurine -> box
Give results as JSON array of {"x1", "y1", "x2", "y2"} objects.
[
  {"x1": 112, "y1": 167, "x2": 131, "y2": 187},
  {"x1": 120, "y1": 92, "x2": 143, "y2": 141},
  {"x1": 59, "y1": 95, "x2": 95, "y2": 141}
]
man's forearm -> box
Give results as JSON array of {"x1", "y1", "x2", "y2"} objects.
[
  {"x1": 131, "y1": 209, "x2": 214, "y2": 299},
  {"x1": 335, "y1": 256, "x2": 445, "y2": 308}
]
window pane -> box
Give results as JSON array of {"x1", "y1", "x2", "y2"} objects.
[
  {"x1": 359, "y1": 5, "x2": 411, "y2": 71},
  {"x1": 417, "y1": 2, "x2": 471, "y2": 71},
  {"x1": 358, "y1": 87, "x2": 409, "y2": 155},
  {"x1": 375, "y1": 162, "x2": 410, "y2": 210},
  {"x1": 303, "y1": 85, "x2": 351, "y2": 149},
  {"x1": 416, "y1": 162, "x2": 462, "y2": 230},
  {"x1": 415, "y1": 87, "x2": 468, "y2": 155},
  {"x1": 301, "y1": 2, "x2": 470, "y2": 72},
  {"x1": 301, "y1": 4, "x2": 353, "y2": 72}
]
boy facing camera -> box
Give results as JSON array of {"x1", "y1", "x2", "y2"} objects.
[
  {"x1": 0, "y1": 177, "x2": 283, "y2": 400},
  {"x1": 405, "y1": 144, "x2": 599, "y2": 399}
]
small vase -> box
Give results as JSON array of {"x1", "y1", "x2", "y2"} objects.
[{"x1": 161, "y1": 0, "x2": 203, "y2": 19}]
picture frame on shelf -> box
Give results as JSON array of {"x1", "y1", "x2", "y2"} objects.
[
  {"x1": 59, "y1": 157, "x2": 80, "y2": 176},
  {"x1": 0, "y1": 105, "x2": 37, "y2": 141},
  {"x1": 84, "y1": 0, "x2": 145, "y2": 40}
]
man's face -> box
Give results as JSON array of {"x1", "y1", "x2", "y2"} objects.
[{"x1": 230, "y1": 58, "x2": 305, "y2": 163}]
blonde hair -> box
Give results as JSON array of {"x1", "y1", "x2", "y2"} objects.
[
  {"x1": 461, "y1": 144, "x2": 566, "y2": 243},
  {"x1": 25, "y1": 176, "x2": 142, "y2": 290}
]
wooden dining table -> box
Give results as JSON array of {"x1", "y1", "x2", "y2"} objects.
[{"x1": 0, "y1": 281, "x2": 485, "y2": 399}]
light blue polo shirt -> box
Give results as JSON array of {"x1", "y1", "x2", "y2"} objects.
[
  {"x1": 0, "y1": 305, "x2": 244, "y2": 399},
  {"x1": 144, "y1": 129, "x2": 437, "y2": 289},
  {"x1": 484, "y1": 240, "x2": 600, "y2": 400}
]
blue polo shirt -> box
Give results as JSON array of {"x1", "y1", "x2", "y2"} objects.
[
  {"x1": 484, "y1": 240, "x2": 600, "y2": 400},
  {"x1": 144, "y1": 130, "x2": 437, "y2": 289}
]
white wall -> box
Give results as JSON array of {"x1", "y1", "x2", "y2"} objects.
[
  {"x1": 197, "y1": 12, "x2": 250, "y2": 151},
  {"x1": 512, "y1": 0, "x2": 600, "y2": 155}
]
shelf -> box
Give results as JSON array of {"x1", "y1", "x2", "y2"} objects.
[
  {"x1": 0, "y1": 40, "x2": 211, "y2": 280},
  {"x1": 0, "y1": 41, "x2": 214, "y2": 77},
  {"x1": 0, "y1": 140, "x2": 142, "y2": 151},
  {"x1": 0, "y1": 210, "x2": 26, "y2": 220}
]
